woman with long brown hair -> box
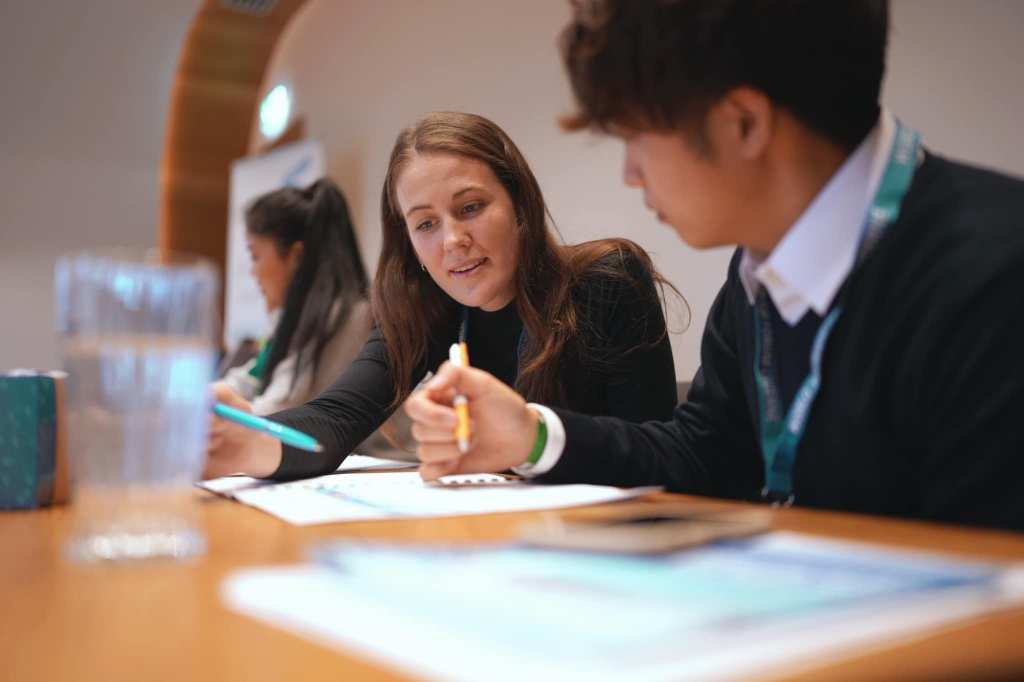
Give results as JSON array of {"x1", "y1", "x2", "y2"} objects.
[{"x1": 206, "y1": 112, "x2": 679, "y2": 480}]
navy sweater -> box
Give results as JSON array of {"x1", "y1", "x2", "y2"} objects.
[{"x1": 543, "y1": 153, "x2": 1024, "y2": 532}]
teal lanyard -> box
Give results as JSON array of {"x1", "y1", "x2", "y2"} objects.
[
  {"x1": 753, "y1": 121, "x2": 921, "y2": 505},
  {"x1": 247, "y1": 339, "x2": 274, "y2": 380},
  {"x1": 459, "y1": 306, "x2": 470, "y2": 344}
]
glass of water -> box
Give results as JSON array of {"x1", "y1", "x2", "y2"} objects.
[{"x1": 55, "y1": 249, "x2": 218, "y2": 562}]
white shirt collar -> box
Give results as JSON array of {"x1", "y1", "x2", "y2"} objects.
[{"x1": 739, "y1": 110, "x2": 897, "y2": 325}]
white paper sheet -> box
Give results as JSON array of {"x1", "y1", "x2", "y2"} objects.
[
  {"x1": 201, "y1": 469, "x2": 656, "y2": 525},
  {"x1": 196, "y1": 454, "x2": 419, "y2": 497},
  {"x1": 221, "y1": 532, "x2": 1024, "y2": 682}
]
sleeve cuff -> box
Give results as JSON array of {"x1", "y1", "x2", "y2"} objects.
[
  {"x1": 511, "y1": 403, "x2": 566, "y2": 478},
  {"x1": 220, "y1": 365, "x2": 260, "y2": 402}
]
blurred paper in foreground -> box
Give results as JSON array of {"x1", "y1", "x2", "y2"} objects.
[{"x1": 222, "y1": 532, "x2": 1024, "y2": 682}]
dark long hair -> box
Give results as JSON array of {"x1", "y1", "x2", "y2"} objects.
[
  {"x1": 374, "y1": 111, "x2": 676, "y2": 408},
  {"x1": 246, "y1": 178, "x2": 369, "y2": 392}
]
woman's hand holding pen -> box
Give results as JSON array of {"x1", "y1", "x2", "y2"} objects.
[
  {"x1": 204, "y1": 382, "x2": 282, "y2": 479},
  {"x1": 406, "y1": 361, "x2": 539, "y2": 480}
]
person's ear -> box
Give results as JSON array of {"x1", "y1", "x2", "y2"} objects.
[
  {"x1": 286, "y1": 241, "x2": 304, "y2": 271},
  {"x1": 706, "y1": 87, "x2": 774, "y2": 161}
]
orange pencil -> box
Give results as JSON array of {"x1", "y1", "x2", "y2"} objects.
[{"x1": 448, "y1": 341, "x2": 471, "y2": 453}]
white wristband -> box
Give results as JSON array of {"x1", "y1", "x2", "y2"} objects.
[{"x1": 511, "y1": 403, "x2": 566, "y2": 478}]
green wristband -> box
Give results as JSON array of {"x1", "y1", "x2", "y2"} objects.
[{"x1": 526, "y1": 410, "x2": 547, "y2": 466}]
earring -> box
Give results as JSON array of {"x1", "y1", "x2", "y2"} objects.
[{"x1": 420, "y1": 264, "x2": 426, "y2": 272}]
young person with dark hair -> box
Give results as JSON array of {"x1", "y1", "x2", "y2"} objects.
[
  {"x1": 408, "y1": 1, "x2": 1024, "y2": 531},
  {"x1": 206, "y1": 111, "x2": 679, "y2": 480},
  {"x1": 218, "y1": 178, "x2": 373, "y2": 415}
]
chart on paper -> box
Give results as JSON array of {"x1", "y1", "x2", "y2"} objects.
[
  {"x1": 196, "y1": 454, "x2": 418, "y2": 498},
  {"x1": 223, "y1": 533, "x2": 1024, "y2": 682},
  {"x1": 211, "y1": 471, "x2": 654, "y2": 525}
]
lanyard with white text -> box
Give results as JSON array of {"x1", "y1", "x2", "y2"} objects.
[{"x1": 754, "y1": 121, "x2": 921, "y2": 505}]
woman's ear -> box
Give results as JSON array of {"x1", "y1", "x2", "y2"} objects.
[{"x1": 286, "y1": 241, "x2": 304, "y2": 272}]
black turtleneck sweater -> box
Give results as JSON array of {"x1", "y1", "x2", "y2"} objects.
[
  {"x1": 541, "y1": 153, "x2": 1024, "y2": 532},
  {"x1": 268, "y1": 253, "x2": 677, "y2": 480}
]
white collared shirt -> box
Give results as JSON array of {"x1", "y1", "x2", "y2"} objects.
[
  {"x1": 739, "y1": 111, "x2": 897, "y2": 325},
  {"x1": 518, "y1": 112, "x2": 899, "y2": 478}
]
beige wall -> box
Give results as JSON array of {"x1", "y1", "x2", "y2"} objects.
[
  {"x1": 256, "y1": 0, "x2": 1024, "y2": 380},
  {"x1": 2, "y1": 0, "x2": 1022, "y2": 374},
  {"x1": 0, "y1": 0, "x2": 201, "y2": 368},
  {"x1": 884, "y1": 0, "x2": 1024, "y2": 177},
  {"x1": 257, "y1": 0, "x2": 725, "y2": 381}
]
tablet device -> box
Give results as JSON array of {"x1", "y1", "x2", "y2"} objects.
[{"x1": 518, "y1": 506, "x2": 771, "y2": 554}]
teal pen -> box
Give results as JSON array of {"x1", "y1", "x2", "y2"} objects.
[{"x1": 213, "y1": 402, "x2": 323, "y2": 453}]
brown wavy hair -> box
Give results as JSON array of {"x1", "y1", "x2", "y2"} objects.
[{"x1": 373, "y1": 111, "x2": 675, "y2": 408}]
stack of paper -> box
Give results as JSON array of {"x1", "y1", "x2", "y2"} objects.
[
  {"x1": 222, "y1": 533, "x2": 1024, "y2": 681},
  {"x1": 197, "y1": 454, "x2": 418, "y2": 497},
  {"x1": 200, "y1": 466, "x2": 655, "y2": 525}
]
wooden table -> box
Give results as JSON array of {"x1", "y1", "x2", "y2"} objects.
[{"x1": 4, "y1": 486, "x2": 1024, "y2": 682}]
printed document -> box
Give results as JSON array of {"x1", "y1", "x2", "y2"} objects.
[
  {"x1": 200, "y1": 469, "x2": 654, "y2": 525},
  {"x1": 222, "y1": 532, "x2": 1024, "y2": 681},
  {"x1": 197, "y1": 454, "x2": 418, "y2": 498}
]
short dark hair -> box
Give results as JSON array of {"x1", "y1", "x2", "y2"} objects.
[{"x1": 561, "y1": 0, "x2": 889, "y2": 150}]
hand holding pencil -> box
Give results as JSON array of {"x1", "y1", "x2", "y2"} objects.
[
  {"x1": 405, "y1": 357, "x2": 542, "y2": 481},
  {"x1": 204, "y1": 381, "x2": 287, "y2": 479}
]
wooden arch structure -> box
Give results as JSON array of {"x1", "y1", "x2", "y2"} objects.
[{"x1": 160, "y1": 0, "x2": 309, "y2": 321}]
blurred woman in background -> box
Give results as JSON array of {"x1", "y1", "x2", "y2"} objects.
[{"x1": 219, "y1": 178, "x2": 373, "y2": 415}]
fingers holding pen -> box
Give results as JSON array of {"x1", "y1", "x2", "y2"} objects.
[
  {"x1": 418, "y1": 458, "x2": 463, "y2": 482},
  {"x1": 405, "y1": 385, "x2": 458, "y2": 428},
  {"x1": 416, "y1": 440, "x2": 463, "y2": 464},
  {"x1": 410, "y1": 420, "x2": 459, "y2": 444}
]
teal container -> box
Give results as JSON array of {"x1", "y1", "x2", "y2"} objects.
[{"x1": 0, "y1": 371, "x2": 67, "y2": 509}]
